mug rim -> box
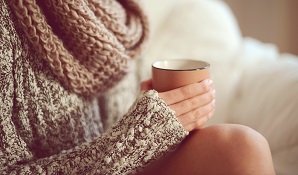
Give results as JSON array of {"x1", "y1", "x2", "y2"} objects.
[{"x1": 152, "y1": 59, "x2": 210, "y2": 71}]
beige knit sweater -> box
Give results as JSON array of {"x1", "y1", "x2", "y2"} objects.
[{"x1": 0, "y1": 0, "x2": 188, "y2": 174}]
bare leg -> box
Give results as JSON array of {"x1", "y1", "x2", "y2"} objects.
[{"x1": 138, "y1": 124, "x2": 276, "y2": 175}]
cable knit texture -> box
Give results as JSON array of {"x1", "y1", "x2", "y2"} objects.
[
  {"x1": 0, "y1": 0, "x2": 188, "y2": 174},
  {"x1": 9, "y1": 0, "x2": 149, "y2": 96}
]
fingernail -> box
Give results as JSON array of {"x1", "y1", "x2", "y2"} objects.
[
  {"x1": 213, "y1": 99, "x2": 216, "y2": 104},
  {"x1": 209, "y1": 111, "x2": 214, "y2": 118},
  {"x1": 210, "y1": 89, "x2": 216, "y2": 98},
  {"x1": 212, "y1": 89, "x2": 216, "y2": 95},
  {"x1": 208, "y1": 79, "x2": 213, "y2": 86}
]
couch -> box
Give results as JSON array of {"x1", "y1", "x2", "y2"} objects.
[{"x1": 139, "y1": 0, "x2": 298, "y2": 174}]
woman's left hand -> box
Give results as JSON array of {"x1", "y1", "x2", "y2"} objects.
[{"x1": 140, "y1": 79, "x2": 215, "y2": 131}]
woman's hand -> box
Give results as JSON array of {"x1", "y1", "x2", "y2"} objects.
[{"x1": 141, "y1": 79, "x2": 215, "y2": 132}]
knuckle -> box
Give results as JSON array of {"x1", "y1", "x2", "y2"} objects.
[
  {"x1": 179, "y1": 99, "x2": 194, "y2": 110},
  {"x1": 180, "y1": 86, "x2": 192, "y2": 98},
  {"x1": 209, "y1": 91, "x2": 213, "y2": 100},
  {"x1": 178, "y1": 101, "x2": 187, "y2": 111},
  {"x1": 202, "y1": 81, "x2": 209, "y2": 92},
  {"x1": 190, "y1": 98, "x2": 198, "y2": 107},
  {"x1": 160, "y1": 91, "x2": 173, "y2": 103},
  {"x1": 193, "y1": 109, "x2": 201, "y2": 120},
  {"x1": 165, "y1": 91, "x2": 174, "y2": 100},
  {"x1": 182, "y1": 100, "x2": 192, "y2": 110}
]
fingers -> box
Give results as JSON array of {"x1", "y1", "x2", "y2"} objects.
[
  {"x1": 183, "y1": 110, "x2": 214, "y2": 132},
  {"x1": 170, "y1": 88, "x2": 215, "y2": 116},
  {"x1": 168, "y1": 83, "x2": 215, "y2": 132},
  {"x1": 177, "y1": 99, "x2": 215, "y2": 126},
  {"x1": 141, "y1": 78, "x2": 215, "y2": 132},
  {"x1": 159, "y1": 79, "x2": 213, "y2": 105},
  {"x1": 140, "y1": 79, "x2": 153, "y2": 91}
]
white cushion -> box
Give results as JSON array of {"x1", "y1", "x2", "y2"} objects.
[{"x1": 140, "y1": 1, "x2": 298, "y2": 174}]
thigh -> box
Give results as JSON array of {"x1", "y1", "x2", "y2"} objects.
[{"x1": 138, "y1": 124, "x2": 275, "y2": 175}]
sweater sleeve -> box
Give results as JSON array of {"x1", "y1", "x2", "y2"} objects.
[{"x1": 1, "y1": 90, "x2": 189, "y2": 175}]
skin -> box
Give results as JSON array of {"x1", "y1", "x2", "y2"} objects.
[
  {"x1": 141, "y1": 79, "x2": 216, "y2": 131},
  {"x1": 138, "y1": 79, "x2": 276, "y2": 175}
]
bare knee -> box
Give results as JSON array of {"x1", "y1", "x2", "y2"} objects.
[
  {"x1": 189, "y1": 124, "x2": 275, "y2": 174},
  {"x1": 201, "y1": 124, "x2": 269, "y2": 149},
  {"x1": 138, "y1": 124, "x2": 275, "y2": 175}
]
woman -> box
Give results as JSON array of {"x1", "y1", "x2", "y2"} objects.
[{"x1": 0, "y1": 0, "x2": 275, "y2": 174}]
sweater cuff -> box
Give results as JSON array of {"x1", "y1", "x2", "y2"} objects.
[
  {"x1": 102, "y1": 90, "x2": 189, "y2": 174},
  {"x1": 134, "y1": 90, "x2": 189, "y2": 148}
]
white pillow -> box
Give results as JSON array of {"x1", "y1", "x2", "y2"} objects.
[{"x1": 227, "y1": 38, "x2": 298, "y2": 175}]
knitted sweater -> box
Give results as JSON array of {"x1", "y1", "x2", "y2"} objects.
[{"x1": 0, "y1": 1, "x2": 188, "y2": 174}]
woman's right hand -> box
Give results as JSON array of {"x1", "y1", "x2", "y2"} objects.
[{"x1": 141, "y1": 79, "x2": 216, "y2": 132}]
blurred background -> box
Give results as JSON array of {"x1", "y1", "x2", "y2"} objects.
[
  {"x1": 142, "y1": 1, "x2": 298, "y2": 174},
  {"x1": 225, "y1": 0, "x2": 298, "y2": 55}
]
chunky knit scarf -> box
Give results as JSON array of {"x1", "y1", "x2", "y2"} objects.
[{"x1": 10, "y1": 0, "x2": 149, "y2": 96}]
